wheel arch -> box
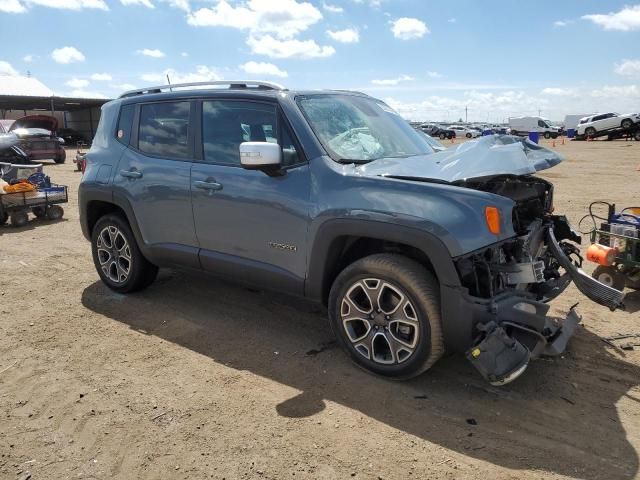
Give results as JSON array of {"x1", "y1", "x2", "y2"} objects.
[{"x1": 306, "y1": 219, "x2": 462, "y2": 306}]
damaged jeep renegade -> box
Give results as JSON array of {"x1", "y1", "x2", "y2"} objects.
[{"x1": 79, "y1": 81, "x2": 625, "y2": 385}]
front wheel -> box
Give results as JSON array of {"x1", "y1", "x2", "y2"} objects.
[
  {"x1": 544, "y1": 132, "x2": 551, "y2": 139},
  {"x1": 439, "y1": 133, "x2": 446, "y2": 140},
  {"x1": 621, "y1": 119, "x2": 633, "y2": 129},
  {"x1": 328, "y1": 254, "x2": 444, "y2": 379},
  {"x1": 593, "y1": 265, "x2": 626, "y2": 291},
  {"x1": 466, "y1": 133, "x2": 472, "y2": 138},
  {"x1": 91, "y1": 214, "x2": 158, "y2": 293},
  {"x1": 54, "y1": 149, "x2": 66, "y2": 164}
]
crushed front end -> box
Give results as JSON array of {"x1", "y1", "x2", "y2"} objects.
[{"x1": 453, "y1": 175, "x2": 625, "y2": 385}]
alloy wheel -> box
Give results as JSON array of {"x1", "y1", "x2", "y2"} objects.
[
  {"x1": 340, "y1": 278, "x2": 420, "y2": 365},
  {"x1": 96, "y1": 225, "x2": 132, "y2": 283}
]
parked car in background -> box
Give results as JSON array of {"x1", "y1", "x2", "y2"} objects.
[
  {"x1": 8, "y1": 115, "x2": 66, "y2": 163},
  {"x1": 58, "y1": 127, "x2": 86, "y2": 146},
  {"x1": 509, "y1": 116, "x2": 560, "y2": 139},
  {"x1": 447, "y1": 125, "x2": 480, "y2": 138},
  {"x1": 576, "y1": 112, "x2": 640, "y2": 138},
  {"x1": 416, "y1": 130, "x2": 448, "y2": 151},
  {"x1": 420, "y1": 124, "x2": 455, "y2": 140},
  {"x1": 0, "y1": 119, "x2": 14, "y2": 133}
]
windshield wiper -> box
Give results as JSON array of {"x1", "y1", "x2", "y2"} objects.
[{"x1": 336, "y1": 158, "x2": 373, "y2": 164}]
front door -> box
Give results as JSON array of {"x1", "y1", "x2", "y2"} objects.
[{"x1": 190, "y1": 99, "x2": 311, "y2": 294}]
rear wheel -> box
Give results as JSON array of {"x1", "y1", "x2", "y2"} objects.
[
  {"x1": 593, "y1": 265, "x2": 626, "y2": 291},
  {"x1": 439, "y1": 133, "x2": 446, "y2": 140},
  {"x1": 466, "y1": 132, "x2": 472, "y2": 138},
  {"x1": 91, "y1": 214, "x2": 158, "y2": 293},
  {"x1": 54, "y1": 149, "x2": 66, "y2": 164},
  {"x1": 10, "y1": 211, "x2": 28, "y2": 227},
  {"x1": 621, "y1": 119, "x2": 633, "y2": 129},
  {"x1": 46, "y1": 205, "x2": 64, "y2": 220},
  {"x1": 544, "y1": 132, "x2": 551, "y2": 139},
  {"x1": 32, "y1": 206, "x2": 46, "y2": 218},
  {"x1": 328, "y1": 253, "x2": 444, "y2": 379}
]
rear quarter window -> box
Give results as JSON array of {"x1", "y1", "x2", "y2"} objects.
[{"x1": 116, "y1": 104, "x2": 135, "y2": 145}]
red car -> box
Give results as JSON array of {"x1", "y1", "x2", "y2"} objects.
[{"x1": 9, "y1": 115, "x2": 66, "y2": 163}]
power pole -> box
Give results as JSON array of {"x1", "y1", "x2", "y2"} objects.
[{"x1": 465, "y1": 105, "x2": 468, "y2": 123}]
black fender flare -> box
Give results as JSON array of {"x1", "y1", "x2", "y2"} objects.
[{"x1": 305, "y1": 218, "x2": 462, "y2": 300}]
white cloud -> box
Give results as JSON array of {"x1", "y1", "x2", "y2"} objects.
[
  {"x1": 90, "y1": 73, "x2": 112, "y2": 81},
  {"x1": 240, "y1": 61, "x2": 288, "y2": 78},
  {"x1": 247, "y1": 35, "x2": 335, "y2": 59},
  {"x1": 0, "y1": 60, "x2": 18, "y2": 76},
  {"x1": 427, "y1": 71, "x2": 442, "y2": 79},
  {"x1": 113, "y1": 83, "x2": 137, "y2": 91},
  {"x1": 541, "y1": 87, "x2": 575, "y2": 96},
  {"x1": 121, "y1": 0, "x2": 154, "y2": 7},
  {"x1": 69, "y1": 89, "x2": 107, "y2": 99},
  {"x1": 181, "y1": 52, "x2": 189, "y2": 57},
  {"x1": 23, "y1": 54, "x2": 34, "y2": 62},
  {"x1": 51, "y1": 46, "x2": 85, "y2": 64},
  {"x1": 187, "y1": 0, "x2": 322, "y2": 39},
  {"x1": 160, "y1": 0, "x2": 188, "y2": 11},
  {"x1": 28, "y1": 0, "x2": 107, "y2": 10},
  {"x1": 138, "y1": 48, "x2": 165, "y2": 58},
  {"x1": 391, "y1": 17, "x2": 428, "y2": 40},
  {"x1": 553, "y1": 20, "x2": 567, "y2": 27},
  {"x1": 447, "y1": 17, "x2": 456, "y2": 23},
  {"x1": 66, "y1": 78, "x2": 90, "y2": 88},
  {"x1": 327, "y1": 28, "x2": 359, "y2": 43},
  {"x1": 141, "y1": 65, "x2": 222, "y2": 84},
  {"x1": 614, "y1": 59, "x2": 640, "y2": 78},
  {"x1": 582, "y1": 5, "x2": 640, "y2": 31},
  {"x1": 591, "y1": 84, "x2": 640, "y2": 98},
  {"x1": 371, "y1": 74, "x2": 413, "y2": 86},
  {"x1": 0, "y1": 0, "x2": 26, "y2": 13},
  {"x1": 322, "y1": 1, "x2": 342, "y2": 13}
]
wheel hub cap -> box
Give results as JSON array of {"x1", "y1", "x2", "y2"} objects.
[
  {"x1": 340, "y1": 278, "x2": 420, "y2": 365},
  {"x1": 96, "y1": 226, "x2": 132, "y2": 284}
]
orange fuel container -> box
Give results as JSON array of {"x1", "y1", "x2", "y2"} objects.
[{"x1": 586, "y1": 243, "x2": 618, "y2": 266}]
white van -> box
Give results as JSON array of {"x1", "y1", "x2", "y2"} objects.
[{"x1": 509, "y1": 117, "x2": 560, "y2": 138}]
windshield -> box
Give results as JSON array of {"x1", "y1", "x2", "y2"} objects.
[{"x1": 297, "y1": 94, "x2": 434, "y2": 162}]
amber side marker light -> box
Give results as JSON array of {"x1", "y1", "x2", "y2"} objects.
[{"x1": 485, "y1": 206, "x2": 501, "y2": 235}]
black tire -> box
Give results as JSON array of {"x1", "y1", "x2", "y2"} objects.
[
  {"x1": 543, "y1": 132, "x2": 551, "y2": 139},
  {"x1": 45, "y1": 205, "x2": 64, "y2": 220},
  {"x1": 10, "y1": 211, "x2": 28, "y2": 227},
  {"x1": 328, "y1": 253, "x2": 444, "y2": 379},
  {"x1": 0, "y1": 210, "x2": 8, "y2": 225},
  {"x1": 551, "y1": 133, "x2": 558, "y2": 139},
  {"x1": 634, "y1": 131, "x2": 640, "y2": 142},
  {"x1": 32, "y1": 206, "x2": 46, "y2": 218},
  {"x1": 621, "y1": 119, "x2": 633, "y2": 129},
  {"x1": 585, "y1": 127, "x2": 596, "y2": 138},
  {"x1": 593, "y1": 265, "x2": 626, "y2": 291},
  {"x1": 439, "y1": 133, "x2": 446, "y2": 140},
  {"x1": 91, "y1": 214, "x2": 158, "y2": 293},
  {"x1": 54, "y1": 149, "x2": 66, "y2": 164},
  {"x1": 466, "y1": 133, "x2": 472, "y2": 138}
]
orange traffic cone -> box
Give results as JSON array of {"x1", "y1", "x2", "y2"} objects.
[
  {"x1": 552, "y1": 139, "x2": 556, "y2": 147},
  {"x1": 561, "y1": 136, "x2": 565, "y2": 145},
  {"x1": 450, "y1": 137, "x2": 454, "y2": 144}
]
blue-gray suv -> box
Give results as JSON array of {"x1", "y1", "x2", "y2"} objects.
[{"x1": 79, "y1": 81, "x2": 623, "y2": 385}]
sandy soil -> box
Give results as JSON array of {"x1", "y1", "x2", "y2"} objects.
[{"x1": 1, "y1": 138, "x2": 639, "y2": 480}]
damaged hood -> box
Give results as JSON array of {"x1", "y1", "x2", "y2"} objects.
[
  {"x1": 9, "y1": 115, "x2": 58, "y2": 133},
  {"x1": 358, "y1": 135, "x2": 564, "y2": 183}
]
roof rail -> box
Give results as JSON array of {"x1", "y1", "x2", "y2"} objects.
[{"x1": 118, "y1": 80, "x2": 286, "y2": 98}]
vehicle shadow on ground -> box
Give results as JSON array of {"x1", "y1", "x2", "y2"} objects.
[
  {"x1": 623, "y1": 290, "x2": 640, "y2": 313},
  {"x1": 81, "y1": 270, "x2": 640, "y2": 480},
  {"x1": 0, "y1": 217, "x2": 67, "y2": 235}
]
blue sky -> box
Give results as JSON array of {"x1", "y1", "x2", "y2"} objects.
[{"x1": 1, "y1": 0, "x2": 639, "y2": 122}]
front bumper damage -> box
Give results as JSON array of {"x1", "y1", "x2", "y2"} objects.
[{"x1": 460, "y1": 220, "x2": 625, "y2": 386}]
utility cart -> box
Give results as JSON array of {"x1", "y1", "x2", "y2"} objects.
[
  {"x1": 583, "y1": 203, "x2": 640, "y2": 291},
  {"x1": 0, "y1": 162, "x2": 68, "y2": 227}
]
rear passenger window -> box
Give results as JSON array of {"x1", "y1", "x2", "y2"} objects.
[
  {"x1": 138, "y1": 102, "x2": 190, "y2": 159},
  {"x1": 116, "y1": 104, "x2": 134, "y2": 145}
]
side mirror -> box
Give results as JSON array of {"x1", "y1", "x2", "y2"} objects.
[{"x1": 239, "y1": 142, "x2": 283, "y2": 176}]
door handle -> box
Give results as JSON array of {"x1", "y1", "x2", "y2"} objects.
[
  {"x1": 120, "y1": 169, "x2": 143, "y2": 179},
  {"x1": 194, "y1": 180, "x2": 223, "y2": 191}
]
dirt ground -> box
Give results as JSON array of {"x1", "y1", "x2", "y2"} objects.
[{"x1": 1, "y1": 138, "x2": 639, "y2": 480}]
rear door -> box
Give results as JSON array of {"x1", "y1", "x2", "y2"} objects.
[
  {"x1": 112, "y1": 100, "x2": 199, "y2": 268},
  {"x1": 190, "y1": 98, "x2": 311, "y2": 294}
]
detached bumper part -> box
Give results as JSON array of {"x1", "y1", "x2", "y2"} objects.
[
  {"x1": 466, "y1": 322, "x2": 530, "y2": 386},
  {"x1": 547, "y1": 229, "x2": 625, "y2": 311}
]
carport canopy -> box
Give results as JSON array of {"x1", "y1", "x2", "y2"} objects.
[{"x1": 0, "y1": 94, "x2": 109, "y2": 112}]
